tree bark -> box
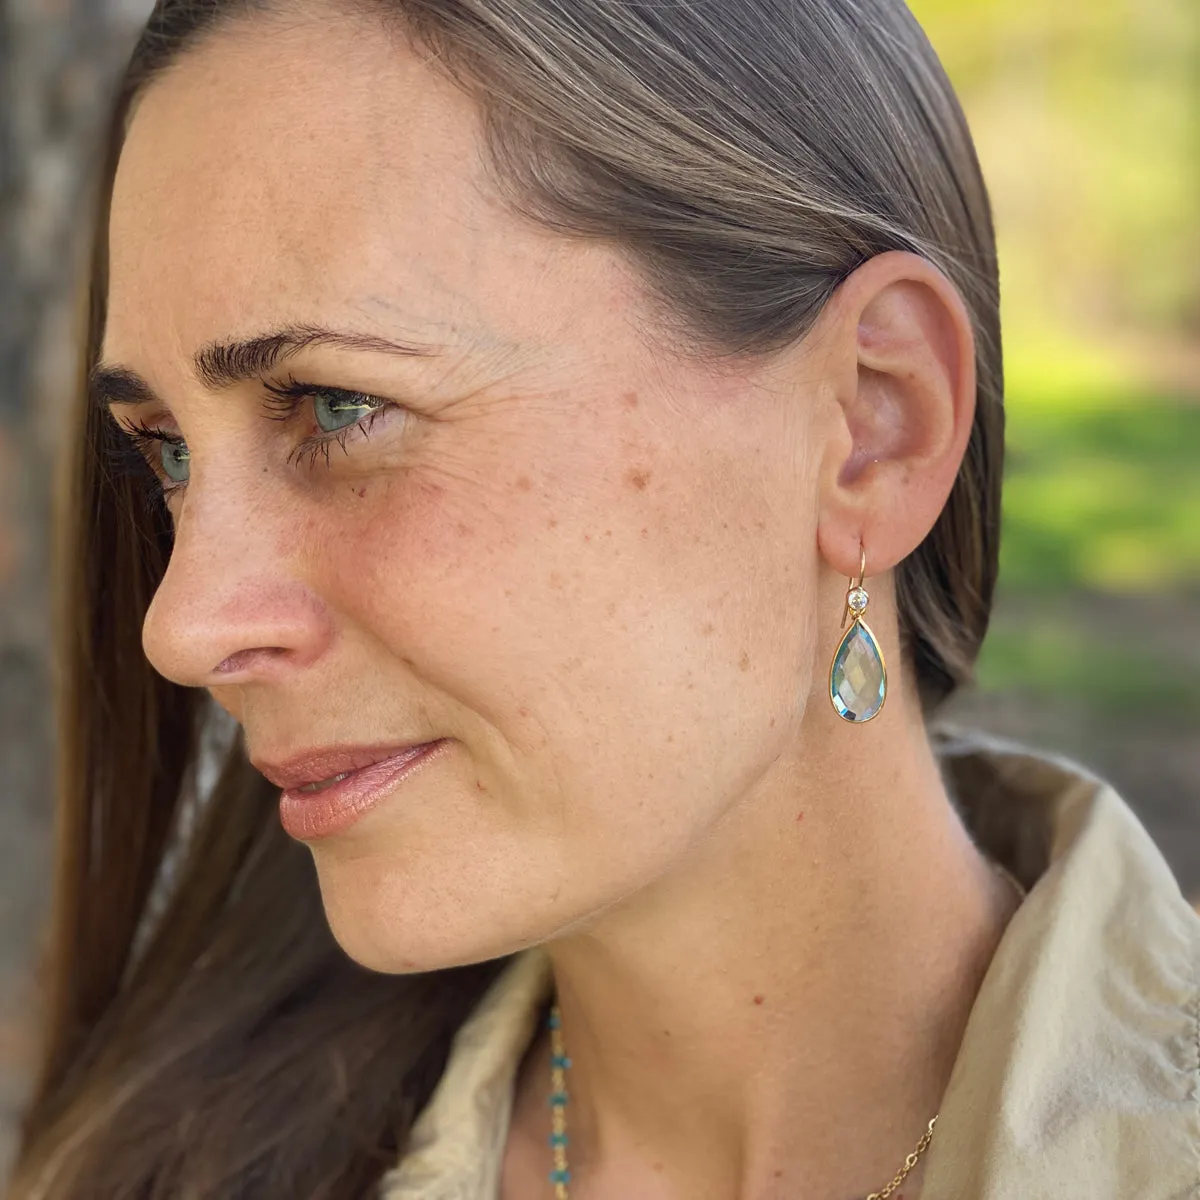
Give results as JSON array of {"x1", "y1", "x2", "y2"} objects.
[{"x1": 0, "y1": 0, "x2": 151, "y2": 1177}]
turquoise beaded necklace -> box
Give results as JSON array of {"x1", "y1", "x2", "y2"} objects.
[{"x1": 547, "y1": 1005, "x2": 571, "y2": 1197}]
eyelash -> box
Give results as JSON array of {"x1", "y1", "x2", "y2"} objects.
[
  {"x1": 112, "y1": 377, "x2": 396, "y2": 501},
  {"x1": 111, "y1": 421, "x2": 190, "y2": 509},
  {"x1": 262, "y1": 377, "x2": 394, "y2": 468}
]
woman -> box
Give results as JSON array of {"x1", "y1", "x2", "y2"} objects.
[{"x1": 9, "y1": 1, "x2": 1199, "y2": 1197}]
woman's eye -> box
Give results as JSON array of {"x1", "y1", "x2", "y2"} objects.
[
  {"x1": 161, "y1": 439, "x2": 191, "y2": 484},
  {"x1": 313, "y1": 389, "x2": 377, "y2": 434}
]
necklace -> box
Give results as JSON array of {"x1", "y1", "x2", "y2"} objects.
[{"x1": 545, "y1": 860, "x2": 1027, "y2": 1198}]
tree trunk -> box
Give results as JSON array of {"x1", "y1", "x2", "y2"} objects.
[{"x1": 0, "y1": 0, "x2": 151, "y2": 1177}]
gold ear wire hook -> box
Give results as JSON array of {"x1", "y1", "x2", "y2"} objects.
[{"x1": 840, "y1": 543, "x2": 868, "y2": 632}]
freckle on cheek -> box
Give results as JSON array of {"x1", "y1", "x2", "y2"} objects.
[{"x1": 626, "y1": 467, "x2": 651, "y2": 490}]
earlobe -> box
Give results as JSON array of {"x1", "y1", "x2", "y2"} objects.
[{"x1": 816, "y1": 251, "x2": 977, "y2": 579}]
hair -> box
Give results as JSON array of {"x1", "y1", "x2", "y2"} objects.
[{"x1": 9, "y1": 1, "x2": 1003, "y2": 1196}]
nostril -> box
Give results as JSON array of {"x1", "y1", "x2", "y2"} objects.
[
  {"x1": 214, "y1": 649, "x2": 257, "y2": 674},
  {"x1": 214, "y1": 648, "x2": 286, "y2": 676}
]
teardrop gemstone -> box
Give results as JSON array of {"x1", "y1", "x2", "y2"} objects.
[{"x1": 829, "y1": 619, "x2": 886, "y2": 723}]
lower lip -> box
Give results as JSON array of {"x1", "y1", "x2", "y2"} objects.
[{"x1": 278, "y1": 739, "x2": 452, "y2": 840}]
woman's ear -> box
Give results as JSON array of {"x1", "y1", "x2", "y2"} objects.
[{"x1": 808, "y1": 250, "x2": 977, "y2": 580}]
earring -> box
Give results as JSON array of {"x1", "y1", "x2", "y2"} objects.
[{"x1": 829, "y1": 544, "x2": 887, "y2": 723}]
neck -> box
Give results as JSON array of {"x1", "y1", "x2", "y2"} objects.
[{"x1": 507, "y1": 691, "x2": 1022, "y2": 1200}]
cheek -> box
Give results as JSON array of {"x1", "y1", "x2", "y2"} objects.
[
  {"x1": 321, "y1": 466, "x2": 544, "y2": 646},
  {"x1": 314, "y1": 434, "x2": 804, "y2": 796},
  {"x1": 321, "y1": 461, "x2": 617, "y2": 728},
  {"x1": 317, "y1": 462, "x2": 600, "y2": 754}
]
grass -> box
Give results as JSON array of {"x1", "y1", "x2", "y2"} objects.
[
  {"x1": 976, "y1": 607, "x2": 1200, "y2": 725},
  {"x1": 1000, "y1": 391, "x2": 1200, "y2": 591},
  {"x1": 998, "y1": 339, "x2": 1200, "y2": 593},
  {"x1": 971, "y1": 337, "x2": 1200, "y2": 722}
]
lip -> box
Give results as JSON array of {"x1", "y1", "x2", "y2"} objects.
[{"x1": 273, "y1": 740, "x2": 452, "y2": 841}]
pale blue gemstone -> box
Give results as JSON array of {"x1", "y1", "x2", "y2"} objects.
[{"x1": 830, "y1": 619, "x2": 886, "y2": 722}]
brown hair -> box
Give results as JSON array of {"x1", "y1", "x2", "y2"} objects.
[{"x1": 10, "y1": 2, "x2": 1003, "y2": 1196}]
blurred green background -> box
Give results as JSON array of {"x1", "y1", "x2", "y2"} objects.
[{"x1": 910, "y1": 0, "x2": 1200, "y2": 879}]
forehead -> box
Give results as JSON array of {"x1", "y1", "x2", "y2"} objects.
[{"x1": 106, "y1": 12, "x2": 580, "y2": 364}]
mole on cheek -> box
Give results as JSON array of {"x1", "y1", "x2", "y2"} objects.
[{"x1": 625, "y1": 466, "x2": 651, "y2": 490}]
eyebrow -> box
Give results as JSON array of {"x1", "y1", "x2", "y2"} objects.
[{"x1": 90, "y1": 324, "x2": 441, "y2": 409}]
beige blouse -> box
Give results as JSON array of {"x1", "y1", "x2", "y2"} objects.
[{"x1": 379, "y1": 729, "x2": 1200, "y2": 1199}]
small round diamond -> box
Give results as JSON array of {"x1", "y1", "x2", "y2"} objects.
[{"x1": 847, "y1": 586, "x2": 869, "y2": 613}]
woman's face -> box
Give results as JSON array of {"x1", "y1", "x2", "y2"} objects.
[{"x1": 103, "y1": 13, "x2": 833, "y2": 971}]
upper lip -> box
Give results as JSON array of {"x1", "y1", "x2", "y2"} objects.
[{"x1": 251, "y1": 741, "x2": 440, "y2": 791}]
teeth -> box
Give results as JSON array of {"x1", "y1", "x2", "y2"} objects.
[{"x1": 297, "y1": 771, "x2": 353, "y2": 794}]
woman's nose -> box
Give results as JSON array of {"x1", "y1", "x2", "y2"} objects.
[{"x1": 140, "y1": 476, "x2": 336, "y2": 690}]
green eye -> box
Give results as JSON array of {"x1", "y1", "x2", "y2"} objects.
[
  {"x1": 314, "y1": 389, "x2": 376, "y2": 433},
  {"x1": 161, "y1": 439, "x2": 190, "y2": 483}
]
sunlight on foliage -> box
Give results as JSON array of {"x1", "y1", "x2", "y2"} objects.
[{"x1": 908, "y1": 0, "x2": 1198, "y2": 719}]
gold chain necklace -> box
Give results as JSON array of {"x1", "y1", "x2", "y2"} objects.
[{"x1": 546, "y1": 860, "x2": 1027, "y2": 1199}]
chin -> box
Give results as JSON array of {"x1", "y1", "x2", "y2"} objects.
[{"x1": 311, "y1": 857, "x2": 544, "y2": 975}]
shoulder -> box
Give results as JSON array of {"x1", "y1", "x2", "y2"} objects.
[{"x1": 923, "y1": 728, "x2": 1200, "y2": 1199}]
